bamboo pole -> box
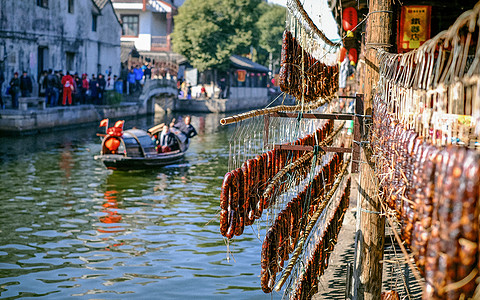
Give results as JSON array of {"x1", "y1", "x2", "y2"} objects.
[
  {"x1": 219, "y1": 97, "x2": 333, "y2": 125},
  {"x1": 352, "y1": 0, "x2": 392, "y2": 299}
]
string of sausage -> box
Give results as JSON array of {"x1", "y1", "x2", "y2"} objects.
[
  {"x1": 371, "y1": 98, "x2": 480, "y2": 299},
  {"x1": 260, "y1": 153, "x2": 344, "y2": 293},
  {"x1": 381, "y1": 290, "x2": 400, "y2": 300},
  {"x1": 263, "y1": 120, "x2": 345, "y2": 204},
  {"x1": 279, "y1": 30, "x2": 339, "y2": 103},
  {"x1": 219, "y1": 120, "x2": 334, "y2": 239},
  {"x1": 290, "y1": 179, "x2": 351, "y2": 299}
]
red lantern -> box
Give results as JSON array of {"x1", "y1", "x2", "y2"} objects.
[
  {"x1": 339, "y1": 47, "x2": 347, "y2": 62},
  {"x1": 348, "y1": 48, "x2": 358, "y2": 64},
  {"x1": 342, "y1": 7, "x2": 358, "y2": 32},
  {"x1": 105, "y1": 137, "x2": 120, "y2": 152}
]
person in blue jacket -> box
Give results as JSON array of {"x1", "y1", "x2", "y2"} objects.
[
  {"x1": 127, "y1": 68, "x2": 136, "y2": 94},
  {"x1": 133, "y1": 65, "x2": 143, "y2": 92}
]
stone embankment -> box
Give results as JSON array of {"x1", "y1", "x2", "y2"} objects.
[{"x1": 0, "y1": 79, "x2": 178, "y2": 135}]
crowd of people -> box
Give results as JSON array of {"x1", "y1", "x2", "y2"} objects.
[
  {"x1": 38, "y1": 69, "x2": 119, "y2": 107},
  {"x1": 0, "y1": 71, "x2": 34, "y2": 109},
  {"x1": 0, "y1": 63, "x2": 157, "y2": 109},
  {"x1": 0, "y1": 69, "x2": 121, "y2": 109},
  {"x1": 125, "y1": 64, "x2": 148, "y2": 95}
]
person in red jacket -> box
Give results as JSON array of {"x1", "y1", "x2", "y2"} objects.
[{"x1": 61, "y1": 72, "x2": 74, "y2": 106}]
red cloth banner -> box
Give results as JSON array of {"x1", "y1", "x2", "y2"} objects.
[{"x1": 100, "y1": 119, "x2": 109, "y2": 127}]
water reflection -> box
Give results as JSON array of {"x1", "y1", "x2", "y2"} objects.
[
  {"x1": 98, "y1": 190, "x2": 124, "y2": 234},
  {"x1": 59, "y1": 142, "x2": 73, "y2": 184},
  {"x1": 0, "y1": 113, "x2": 281, "y2": 299}
]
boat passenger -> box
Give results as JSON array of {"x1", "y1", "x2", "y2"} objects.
[
  {"x1": 159, "y1": 125, "x2": 179, "y2": 153},
  {"x1": 171, "y1": 116, "x2": 197, "y2": 140}
]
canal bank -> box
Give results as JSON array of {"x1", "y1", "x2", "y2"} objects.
[
  {"x1": 0, "y1": 77, "x2": 283, "y2": 135},
  {"x1": 0, "y1": 102, "x2": 150, "y2": 136}
]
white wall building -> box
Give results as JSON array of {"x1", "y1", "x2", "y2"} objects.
[
  {"x1": 0, "y1": 0, "x2": 121, "y2": 92},
  {"x1": 112, "y1": 0, "x2": 177, "y2": 52}
]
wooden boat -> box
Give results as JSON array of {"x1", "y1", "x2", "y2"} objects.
[{"x1": 94, "y1": 126, "x2": 189, "y2": 170}]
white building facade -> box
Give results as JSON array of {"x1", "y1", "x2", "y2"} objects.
[
  {"x1": 112, "y1": 0, "x2": 179, "y2": 52},
  {"x1": 0, "y1": 0, "x2": 121, "y2": 92}
]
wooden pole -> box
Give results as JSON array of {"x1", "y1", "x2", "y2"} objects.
[{"x1": 352, "y1": 0, "x2": 392, "y2": 299}]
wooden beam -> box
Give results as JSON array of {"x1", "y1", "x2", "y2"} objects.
[
  {"x1": 351, "y1": 94, "x2": 363, "y2": 173},
  {"x1": 352, "y1": 0, "x2": 392, "y2": 299}
]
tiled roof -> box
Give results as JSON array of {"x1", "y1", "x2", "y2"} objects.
[
  {"x1": 91, "y1": 0, "x2": 122, "y2": 25},
  {"x1": 111, "y1": 0, "x2": 177, "y2": 8},
  {"x1": 93, "y1": 0, "x2": 110, "y2": 9},
  {"x1": 230, "y1": 55, "x2": 269, "y2": 73}
]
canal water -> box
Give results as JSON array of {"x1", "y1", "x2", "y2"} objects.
[{"x1": 0, "y1": 114, "x2": 280, "y2": 299}]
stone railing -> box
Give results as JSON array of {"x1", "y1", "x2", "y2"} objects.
[{"x1": 139, "y1": 78, "x2": 178, "y2": 114}]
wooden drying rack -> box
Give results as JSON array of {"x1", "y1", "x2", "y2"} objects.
[{"x1": 263, "y1": 94, "x2": 366, "y2": 173}]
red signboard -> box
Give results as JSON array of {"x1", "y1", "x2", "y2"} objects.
[
  {"x1": 237, "y1": 70, "x2": 246, "y2": 82},
  {"x1": 398, "y1": 5, "x2": 431, "y2": 53}
]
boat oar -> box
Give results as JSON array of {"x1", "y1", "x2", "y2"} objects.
[{"x1": 148, "y1": 123, "x2": 165, "y2": 134}]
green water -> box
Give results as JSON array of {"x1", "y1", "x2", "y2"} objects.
[{"x1": 0, "y1": 114, "x2": 278, "y2": 299}]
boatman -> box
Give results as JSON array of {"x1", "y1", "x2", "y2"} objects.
[
  {"x1": 159, "y1": 125, "x2": 179, "y2": 153},
  {"x1": 171, "y1": 116, "x2": 197, "y2": 140}
]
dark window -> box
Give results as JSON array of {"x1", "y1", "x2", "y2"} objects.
[
  {"x1": 121, "y1": 15, "x2": 139, "y2": 36},
  {"x1": 92, "y1": 14, "x2": 97, "y2": 32},
  {"x1": 37, "y1": 0, "x2": 48, "y2": 8},
  {"x1": 66, "y1": 52, "x2": 75, "y2": 72},
  {"x1": 68, "y1": 0, "x2": 74, "y2": 13}
]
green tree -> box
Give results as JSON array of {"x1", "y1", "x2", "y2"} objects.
[
  {"x1": 255, "y1": 3, "x2": 286, "y2": 67},
  {"x1": 172, "y1": 0, "x2": 261, "y2": 72}
]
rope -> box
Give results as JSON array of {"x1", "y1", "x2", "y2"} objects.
[
  {"x1": 378, "y1": 199, "x2": 426, "y2": 294},
  {"x1": 290, "y1": 0, "x2": 337, "y2": 47}
]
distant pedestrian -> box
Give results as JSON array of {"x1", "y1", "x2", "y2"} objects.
[
  {"x1": 187, "y1": 85, "x2": 192, "y2": 99},
  {"x1": 9, "y1": 72, "x2": 20, "y2": 109},
  {"x1": 105, "y1": 66, "x2": 112, "y2": 77},
  {"x1": 73, "y1": 73, "x2": 82, "y2": 105},
  {"x1": 144, "y1": 63, "x2": 152, "y2": 79},
  {"x1": 105, "y1": 74, "x2": 114, "y2": 92},
  {"x1": 97, "y1": 74, "x2": 106, "y2": 105},
  {"x1": 89, "y1": 74, "x2": 98, "y2": 103},
  {"x1": 55, "y1": 71, "x2": 63, "y2": 104},
  {"x1": 81, "y1": 74, "x2": 89, "y2": 104},
  {"x1": 120, "y1": 63, "x2": 128, "y2": 94},
  {"x1": 134, "y1": 65, "x2": 143, "y2": 91},
  {"x1": 114, "y1": 75, "x2": 123, "y2": 94},
  {"x1": 20, "y1": 71, "x2": 33, "y2": 97},
  {"x1": 127, "y1": 68, "x2": 136, "y2": 94},
  {"x1": 61, "y1": 72, "x2": 74, "y2": 106},
  {"x1": 44, "y1": 69, "x2": 58, "y2": 107},
  {"x1": 38, "y1": 70, "x2": 47, "y2": 97}
]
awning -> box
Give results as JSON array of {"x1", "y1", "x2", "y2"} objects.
[{"x1": 230, "y1": 55, "x2": 269, "y2": 73}]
